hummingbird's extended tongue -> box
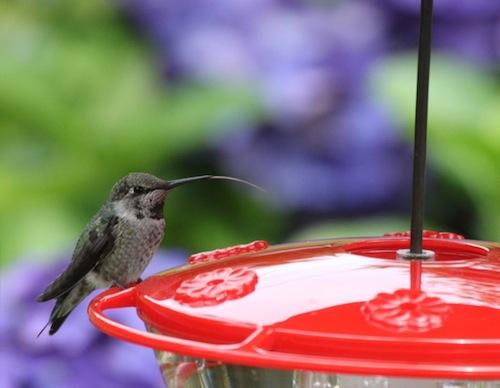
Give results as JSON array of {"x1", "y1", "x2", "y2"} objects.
[{"x1": 209, "y1": 176, "x2": 265, "y2": 192}]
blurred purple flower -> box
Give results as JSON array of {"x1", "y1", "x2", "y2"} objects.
[
  {"x1": 382, "y1": 0, "x2": 500, "y2": 19},
  {"x1": 217, "y1": 100, "x2": 411, "y2": 213},
  {"x1": 382, "y1": 0, "x2": 500, "y2": 65},
  {"x1": 0, "y1": 249, "x2": 187, "y2": 388},
  {"x1": 433, "y1": 21, "x2": 500, "y2": 66},
  {"x1": 121, "y1": 0, "x2": 387, "y2": 122},
  {"x1": 119, "y1": 0, "x2": 413, "y2": 215}
]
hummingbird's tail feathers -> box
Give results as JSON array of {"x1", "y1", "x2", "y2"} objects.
[
  {"x1": 36, "y1": 320, "x2": 51, "y2": 338},
  {"x1": 36, "y1": 278, "x2": 78, "y2": 302},
  {"x1": 36, "y1": 215, "x2": 117, "y2": 303},
  {"x1": 36, "y1": 314, "x2": 69, "y2": 337},
  {"x1": 36, "y1": 288, "x2": 55, "y2": 302},
  {"x1": 36, "y1": 289, "x2": 71, "y2": 337},
  {"x1": 36, "y1": 268, "x2": 81, "y2": 303},
  {"x1": 48, "y1": 313, "x2": 71, "y2": 336},
  {"x1": 37, "y1": 280, "x2": 95, "y2": 336},
  {"x1": 36, "y1": 278, "x2": 59, "y2": 302},
  {"x1": 210, "y1": 176, "x2": 266, "y2": 192},
  {"x1": 36, "y1": 279, "x2": 78, "y2": 305}
]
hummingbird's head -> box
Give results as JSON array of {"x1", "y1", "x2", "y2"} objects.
[{"x1": 109, "y1": 172, "x2": 212, "y2": 219}]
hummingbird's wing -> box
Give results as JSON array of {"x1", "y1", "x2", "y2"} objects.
[{"x1": 36, "y1": 210, "x2": 118, "y2": 302}]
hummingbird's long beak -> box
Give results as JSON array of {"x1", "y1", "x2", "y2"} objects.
[
  {"x1": 160, "y1": 175, "x2": 212, "y2": 190},
  {"x1": 158, "y1": 175, "x2": 265, "y2": 192}
]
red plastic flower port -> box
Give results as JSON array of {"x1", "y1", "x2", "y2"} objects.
[
  {"x1": 361, "y1": 289, "x2": 451, "y2": 333},
  {"x1": 383, "y1": 230, "x2": 464, "y2": 240},
  {"x1": 188, "y1": 240, "x2": 269, "y2": 264},
  {"x1": 174, "y1": 267, "x2": 258, "y2": 307}
]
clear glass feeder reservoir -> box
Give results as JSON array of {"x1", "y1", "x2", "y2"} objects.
[{"x1": 89, "y1": 234, "x2": 500, "y2": 388}]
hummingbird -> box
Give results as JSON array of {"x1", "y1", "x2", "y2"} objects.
[{"x1": 36, "y1": 172, "x2": 261, "y2": 336}]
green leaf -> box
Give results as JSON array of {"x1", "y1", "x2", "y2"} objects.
[
  {"x1": 371, "y1": 53, "x2": 500, "y2": 241},
  {"x1": 289, "y1": 217, "x2": 418, "y2": 242}
]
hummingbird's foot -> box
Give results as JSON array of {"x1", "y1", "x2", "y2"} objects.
[
  {"x1": 113, "y1": 282, "x2": 128, "y2": 289},
  {"x1": 130, "y1": 278, "x2": 143, "y2": 286},
  {"x1": 115, "y1": 278, "x2": 143, "y2": 289}
]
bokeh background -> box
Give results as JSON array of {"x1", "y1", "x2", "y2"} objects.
[{"x1": 1, "y1": 0, "x2": 499, "y2": 387}]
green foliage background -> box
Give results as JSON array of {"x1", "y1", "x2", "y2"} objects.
[
  {"x1": 372, "y1": 55, "x2": 500, "y2": 242},
  {"x1": 0, "y1": 1, "x2": 278, "y2": 265}
]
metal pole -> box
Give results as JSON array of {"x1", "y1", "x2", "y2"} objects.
[{"x1": 410, "y1": 0, "x2": 434, "y2": 255}]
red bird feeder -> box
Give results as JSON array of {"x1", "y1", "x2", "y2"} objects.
[{"x1": 89, "y1": 235, "x2": 500, "y2": 387}]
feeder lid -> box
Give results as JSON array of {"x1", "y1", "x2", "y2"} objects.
[{"x1": 89, "y1": 234, "x2": 500, "y2": 379}]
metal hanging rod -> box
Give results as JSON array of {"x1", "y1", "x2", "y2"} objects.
[{"x1": 409, "y1": 0, "x2": 434, "y2": 257}]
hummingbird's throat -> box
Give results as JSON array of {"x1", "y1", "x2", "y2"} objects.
[{"x1": 136, "y1": 190, "x2": 167, "y2": 220}]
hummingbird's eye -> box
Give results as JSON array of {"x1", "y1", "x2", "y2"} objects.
[{"x1": 129, "y1": 186, "x2": 146, "y2": 195}]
